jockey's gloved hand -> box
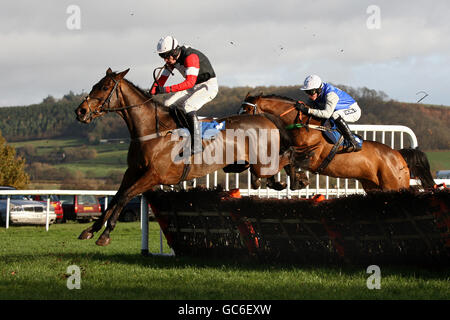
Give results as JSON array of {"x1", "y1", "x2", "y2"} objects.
[
  {"x1": 295, "y1": 101, "x2": 309, "y2": 114},
  {"x1": 151, "y1": 86, "x2": 166, "y2": 95}
]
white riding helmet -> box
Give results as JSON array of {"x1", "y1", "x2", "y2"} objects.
[
  {"x1": 300, "y1": 74, "x2": 322, "y2": 91},
  {"x1": 157, "y1": 35, "x2": 179, "y2": 54}
]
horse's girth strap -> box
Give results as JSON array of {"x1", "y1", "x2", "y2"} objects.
[{"x1": 315, "y1": 135, "x2": 344, "y2": 173}]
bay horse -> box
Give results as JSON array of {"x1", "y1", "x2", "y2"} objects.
[
  {"x1": 75, "y1": 68, "x2": 298, "y2": 246},
  {"x1": 240, "y1": 94, "x2": 435, "y2": 191}
]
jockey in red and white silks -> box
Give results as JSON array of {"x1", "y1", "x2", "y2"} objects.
[
  {"x1": 151, "y1": 36, "x2": 218, "y2": 154},
  {"x1": 151, "y1": 36, "x2": 218, "y2": 114}
]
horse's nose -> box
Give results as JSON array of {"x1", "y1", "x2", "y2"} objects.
[{"x1": 75, "y1": 106, "x2": 86, "y2": 117}]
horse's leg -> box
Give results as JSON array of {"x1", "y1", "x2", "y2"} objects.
[
  {"x1": 267, "y1": 148, "x2": 297, "y2": 191},
  {"x1": 285, "y1": 164, "x2": 310, "y2": 190},
  {"x1": 95, "y1": 172, "x2": 159, "y2": 246},
  {"x1": 266, "y1": 175, "x2": 287, "y2": 191},
  {"x1": 251, "y1": 147, "x2": 292, "y2": 190},
  {"x1": 360, "y1": 179, "x2": 380, "y2": 192},
  {"x1": 250, "y1": 173, "x2": 262, "y2": 189},
  {"x1": 376, "y1": 154, "x2": 410, "y2": 191},
  {"x1": 78, "y1": 168, "x2": 137, "y2": 240}
]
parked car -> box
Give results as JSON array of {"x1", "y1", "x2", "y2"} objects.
[
  {"x1": 0, "y1": 186, "x2": 56, "y2": 226},
  {"x1": 30, "y1": 195, "x2": 64, "y2": 222},
  {"x1": 436, "y1": 170, "x2": 450, "y2": 179},
  {"x1": 59, "y1": 194, "x2": 102, "y2": 222},
  {"x1": 98, "y1": 196, "x2": 154, "y2": 222}
]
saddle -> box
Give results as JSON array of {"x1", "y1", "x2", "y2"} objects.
[
  {"x1": 321, "y1": 119, "x2": 363, "y2": 150},
  {"x1": 314, "y1": 119, "x2": 364, "y2": 173}
]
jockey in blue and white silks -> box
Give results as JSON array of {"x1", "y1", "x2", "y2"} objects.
[{"x1": 297, "y1": 75, "x2": 362, "y2": 152}]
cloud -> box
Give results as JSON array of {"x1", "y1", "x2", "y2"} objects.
[{"x1": 0, "y1": 0, "x2": 449, "y2": 106}]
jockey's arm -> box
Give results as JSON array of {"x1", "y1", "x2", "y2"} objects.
[
  {"x1": 151, "y1": 68, "x2": 172, "y2": 91},
  {"x1": 163, "y1": 53, "x2": 200, "y2": 93},
  {"x1": 308, "y1": 92, "x2": 339, "y2": 119}
]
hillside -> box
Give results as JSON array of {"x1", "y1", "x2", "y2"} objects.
[{"x1": 0, "y1": 85, "x2": 449, "y2": 150}]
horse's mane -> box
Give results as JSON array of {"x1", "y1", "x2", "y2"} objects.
[
  {"x1": 121, "y1": 77, "x2": 169, "y2": 111},
  {"x1": 260, "y1": 94, "x2": 296, "y2": 104},
  {"x1": 122, "y1": 78, "x2": 151, "y2": 98}
]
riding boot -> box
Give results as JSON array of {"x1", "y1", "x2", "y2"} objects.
[
  {"x1": 334, "y1": 116, "x2": 361, "y2": 152},
  {"x1": 186, "y1": 111, "x2": 203, "y2": 154}
]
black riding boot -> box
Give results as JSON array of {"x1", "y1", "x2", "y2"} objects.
[
  {"x1": 186, "y1": 111, "x2": 203, "y2": 154},
  {"x1": 334, "y1": 116, "x2": 361, "y2": 152}
]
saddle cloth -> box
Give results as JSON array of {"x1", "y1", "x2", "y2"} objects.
[
  {"x1": 322, "y1": 119, "x2": 363, "y2": 149},
  {"x1": 169, "y1": 106, "x2": 225, "y2": 139},
  {"x1": 200, "y1": 120, "x2": 226, "y2": 139}
]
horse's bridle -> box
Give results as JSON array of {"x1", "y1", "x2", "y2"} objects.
[
  {"x1": 239, "y1": 101, "x2": 258, "y2": 115},
  {"x1": 82, "y1": 77, "x2": 123, "y2": 121}
]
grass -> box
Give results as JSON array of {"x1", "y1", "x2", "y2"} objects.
[
  {"x1": 426, "y1": 150, "x2": 450, "y2": 174},
  {"x1": 1, "y1": 222, "x2": 449, "y2": 300}
]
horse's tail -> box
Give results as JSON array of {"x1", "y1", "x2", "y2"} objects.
[{"x1": 398, "y1": 147, "x2": 435, "y2": 189}]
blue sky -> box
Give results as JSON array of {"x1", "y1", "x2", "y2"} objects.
[{"x1": 1, "y1": 0, "x2": 449, "y2": 107}]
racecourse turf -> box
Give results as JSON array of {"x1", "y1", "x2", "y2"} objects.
[{"x1": 0, "y1": 221, "x2": 448, "y2": 300}]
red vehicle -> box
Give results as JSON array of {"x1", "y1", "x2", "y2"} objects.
[
  {"x1": 31, "y1": 195, "x2": 64, "y2": 222},
  {"x1": 59, "y1": 195, "x2": 102, "y2": 222}
]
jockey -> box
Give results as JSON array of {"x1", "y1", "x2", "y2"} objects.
[
  {"x1": 150, "y1": 35, "x2": 218, "y2": 154},
  {"x1": 296, "y1": 74, "x2": 362, "y2": 152}
]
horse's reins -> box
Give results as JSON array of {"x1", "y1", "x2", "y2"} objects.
[{"x1": 241, "y1": 100, "x2": 333, "y2": 133}]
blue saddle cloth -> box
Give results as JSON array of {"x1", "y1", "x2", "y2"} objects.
[
  {"x1": 201, "y1": 120, "x2": 226, "y2": 139},
  {"x1": 322, "y1": 119, "x2": 363, "y2": 149}
]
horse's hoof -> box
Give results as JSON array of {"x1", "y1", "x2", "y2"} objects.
[
  {"x1": 96, "y1": 235, "x2": 111, "y2": 246},
  {"x1": 270, "y1": 182, "x2": 287, "y2": 191},
  {"x1": 251, "y1": 182, "x2": 261, "y2": 189},
  {"x1": 78, "y1": 229, "x2": 94, "y2": 240}
]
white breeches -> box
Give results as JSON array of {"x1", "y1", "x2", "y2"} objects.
[
  {"x1": 331, "y1": 102, "x2": 361, "y2": 122},
  {"x1": 163, "y1": 77, "x2": 219, "y2": 113}
]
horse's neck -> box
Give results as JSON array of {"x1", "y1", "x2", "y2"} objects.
[{"x1": 119, "y1": 83, "x2": 173, "y2": 139}]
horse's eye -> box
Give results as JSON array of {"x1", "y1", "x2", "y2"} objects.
[{"x1": 102, "y1": 86, "x2": 108, "y2": 91}]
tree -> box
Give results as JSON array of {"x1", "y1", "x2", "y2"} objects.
[{"x1": 0, "y1": 130, "x2": 29, "y2": 188}]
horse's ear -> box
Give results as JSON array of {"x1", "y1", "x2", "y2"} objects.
[
  {"x1": 117, "y1": 68, "x2": 130, "y2": 80},
  {"x1": 244, "y1": 92, "x2": 250, "y2": 99},
  {"x1": 106, "y1": 67, "x2": 113, "y2": 75}
]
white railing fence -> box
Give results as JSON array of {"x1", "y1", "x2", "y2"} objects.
[{"x1": 169, "y1": 124, "x2": 421, "y2": 199}]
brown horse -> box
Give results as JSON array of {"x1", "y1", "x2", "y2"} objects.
[
  {"x1": 75, "y1": 68, "x2": 298, "y2": 246},
  {"x1": 240, "y1": 94, "x2": 435, "y2": 191}
]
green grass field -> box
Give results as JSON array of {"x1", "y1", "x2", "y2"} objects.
[{"x1": 1, "y1": 222, "x2": 448, "y2": 300}]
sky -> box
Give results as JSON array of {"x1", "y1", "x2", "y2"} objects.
[{"x1": 1, "y1": 0, "x2": 449, "y2": 107}]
